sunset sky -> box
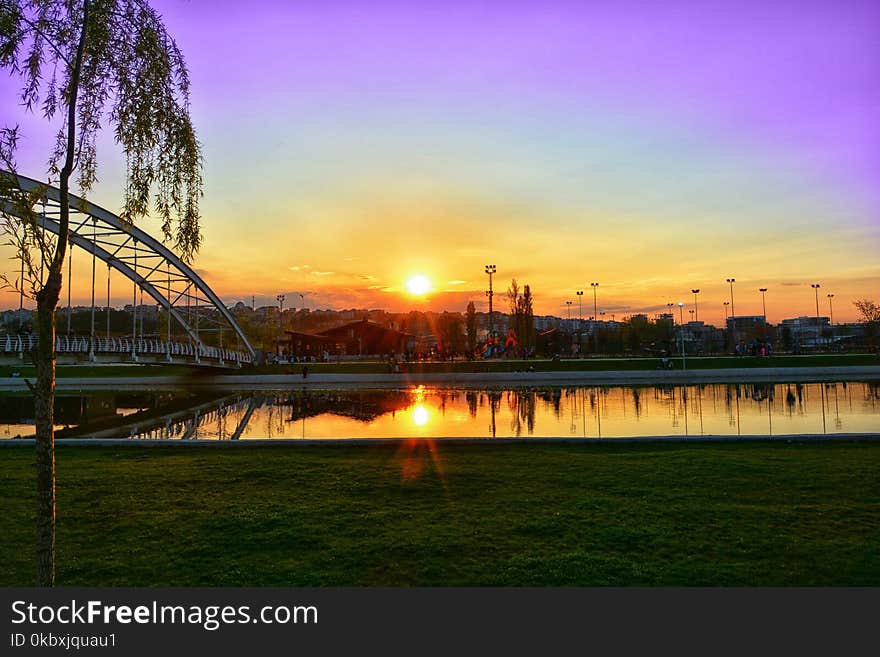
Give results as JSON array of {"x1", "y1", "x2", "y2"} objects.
[{"x1": 1, "y1": 0, "x2": 878, "y2": 324}]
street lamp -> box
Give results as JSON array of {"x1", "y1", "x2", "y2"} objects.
[
  {"x1": 276, "y1": 293, "x2": 285, "y2": 355},
  {"x1": 485, "y1": 265, "x2": 496, "y2": 339},
  {"x1": 726, "y1": 278, "x2": 736, "y2": 347},
  {"x1": 827, "y1": 293, "x2": 835, "y2": 326},
  {"x1": 678, "y1": 301, "x2": 686, "y2": 369},
  {"x1": 590, "y1": 282, "x2": 599, "y2": 355},
  {"x1": 723, "y1": 301, "x2": 730, "y2": 320},
  {"x1": 576, "y1": 290, "x2": 583, "y2": 330},
  {"x1": 565, "y1": 300, "x2": 572, "y2": 323},
  {"x1": 726, "y1": 278, "x2": 736, "y2": 316},
  {"x1": 758, "y1": 287, "x2": 769, "y2": 341},
  {"x1": 811, "y1": 283, "x2": 820, "y2": 348},
  {"x1": 691, "y1": 289, "x2": 700, "y2": 322}
]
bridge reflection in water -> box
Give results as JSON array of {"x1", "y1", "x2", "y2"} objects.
[{"x1": 1, "y1": 382, "x2": 878, "y2": 441}]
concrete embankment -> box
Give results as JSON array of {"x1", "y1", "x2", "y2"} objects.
[
  {"x1": 2, "y1": 433, "x2": 880, "y2": 447},
  {"x1": 0, "y1": 365, "x2": 878, "y2": 390}
]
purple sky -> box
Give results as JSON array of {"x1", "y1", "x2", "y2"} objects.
[{"x1": 2, "y1": 0, "x2": 878, "y2": 318}]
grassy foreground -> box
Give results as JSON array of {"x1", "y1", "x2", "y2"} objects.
[{"x1": 1, "y1": 442, "x2": 879, "y2": 586}]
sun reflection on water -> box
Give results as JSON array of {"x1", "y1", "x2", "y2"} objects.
[{"x1": 412, "y1": 404, "x2": 430, "y2": 427}]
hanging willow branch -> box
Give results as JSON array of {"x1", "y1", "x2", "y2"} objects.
[{"x1": 0, "y1": 0, "x2": 203, "y2": 263}]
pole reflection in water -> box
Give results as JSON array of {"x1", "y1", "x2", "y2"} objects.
[
  {"x1": 697, "y1": 385, "x2": 704, "y2": 435},
  {"x1": 735, "y1": 385, "x2": 741, "y2": 436},
  {"x1": 2, "y1": 382, "x2": 879, "y2": 441},
  {"x1": 833, "y1": 384, "x2": 841, "y2": 431},
  {"x1": 582, "y1": 387, "x2": 587, "y2": 438},
  {"x1": 683, "y1": 386, "x2": 688, "y2": 436}
]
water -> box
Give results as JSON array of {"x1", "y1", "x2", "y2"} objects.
[{"x1": 1, "y1": 382, "x2": 878, "y2": 440}]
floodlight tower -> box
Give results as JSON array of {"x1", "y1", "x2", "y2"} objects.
[{"x1": 485, "y1": 265, "x2": 496, "y2": 339}]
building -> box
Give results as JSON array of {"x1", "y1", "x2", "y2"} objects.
[
  {"x1": 278, "y1": 330, "x2": 334, "y2": 359},
  {"x1": 726, "y1": 315, "x2": 769, "y2": 343},
  {"x1": 780, "y1": 316, "x2": 831, "y2": 348},
  {"x1": 318, "y1": 319, "x2": 416, "y2": 356}
]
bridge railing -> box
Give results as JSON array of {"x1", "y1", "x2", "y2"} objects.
[{"x1": 0, "y1": 333, "x2": 251, "y2": 366}]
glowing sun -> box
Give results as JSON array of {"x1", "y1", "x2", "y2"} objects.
[{"x1": 406, "y1": 274, "x2": 432, "y2": 296}]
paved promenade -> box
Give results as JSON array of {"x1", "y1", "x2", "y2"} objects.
[{"x1": 0, "y1": 365, "x2": 878, "y2": 390}]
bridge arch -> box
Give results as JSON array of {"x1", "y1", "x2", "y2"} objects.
[{"x1": 1, "y1": 171, "x2": 255, "y2": 363}]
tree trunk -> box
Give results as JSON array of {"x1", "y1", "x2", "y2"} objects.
[{"x1": 34, "y1": 271, "x2": 61, "y2": 586}]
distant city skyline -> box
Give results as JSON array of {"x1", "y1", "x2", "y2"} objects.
[
  {"x1": 0, "y1": 293, "x2": 848, "y2": 330},
  {"x1": 2, "y1": 0, "x2": 878, "y2": 323}
]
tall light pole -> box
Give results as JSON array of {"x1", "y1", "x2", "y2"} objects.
[
  {"x1": 691, "y1": 289, "x2": 700, "y2": 322},
  {"x1": 827, "y1": 293, "x2": 834, "y2": 326},
  {"x1": 758, "y1": 287, "x2": 769, "y2": 341},
  {"x1": 277, "y1": 293, "x2": 285, "y2": 355},
  {"x1": 566, "y1": 300, "x2": 572, "y2": 324},
  {"x1": 722, "y1": 301, "x2": 730, "y2": 354},
  {"x1": 811, "y1": 284, "x2": 820, "y2": 316},
  {"x1": 726, "y1": 278, "x2": 736, "y2": 318},
  {"x1": 576, "y1": 290, "x2": 583, "y2": 329},
  {"x1": 678, "y1": 301, "x2": 686, "y2": 369},
  {"x1": 485, "y1": 264, "x2": 496, "y2": 340},
  {"x1": 726, "y1": 278, "x2": 736, "y2": 347},
  {"x1": 590, "y1": 282, "x2": 599, "y2": 355},
  {"x1": 811, "y1": 283, "x2": 820, "y2": 348}
]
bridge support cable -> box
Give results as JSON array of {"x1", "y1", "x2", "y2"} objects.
[
  {"x1": 89, "y1": 218, "x2": 97, "y2": 362},
  {"x1": 66, "y1": 245, "x2": 72, "y2": 337},
  {"x1": 106, "y1": 264, "x2": 111, "y2": 341}
]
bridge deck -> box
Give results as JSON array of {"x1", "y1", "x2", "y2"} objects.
[{"x1": 1, "y1": 333, "x2": 249, "y2": 368}]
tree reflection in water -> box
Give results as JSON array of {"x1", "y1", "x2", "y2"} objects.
[{"x1": 1, "y1": 382, "x2": 878, "y2": 441}]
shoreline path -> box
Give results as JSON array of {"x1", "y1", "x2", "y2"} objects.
[{"x1": 0, "y1": 365, "x2": 878, "y2": 391}]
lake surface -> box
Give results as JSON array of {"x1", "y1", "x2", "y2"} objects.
[{"x1": 1, "y1": 382, "x2": 878, "y2": 440}]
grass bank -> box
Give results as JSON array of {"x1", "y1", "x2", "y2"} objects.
[{"x1": 1, "y1": 441, "x2": 878, "y2": 586}]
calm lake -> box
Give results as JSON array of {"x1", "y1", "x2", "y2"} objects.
[{"x1": 1, "y1": 381, "x2": 878, "y2": 440}]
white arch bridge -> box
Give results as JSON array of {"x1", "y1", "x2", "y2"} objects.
[{"x1": 0, "y1": 172, "x2": 255, "y2": 367}]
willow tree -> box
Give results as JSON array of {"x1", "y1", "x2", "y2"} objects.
[{"x1": 0, "y1": 0, "x2": 202, "y2": 586}]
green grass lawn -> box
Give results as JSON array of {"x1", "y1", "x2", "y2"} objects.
[
  {"x1": 1, "y1": 441, "x2": 878, "y2": 586},
  {"x1": 0, "y1": 352, "x2": 877, "y2": 378}
]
